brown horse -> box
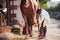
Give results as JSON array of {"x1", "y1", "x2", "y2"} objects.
[{"x1": 20, "y1": 0, "x2": 39, "y2": 38}]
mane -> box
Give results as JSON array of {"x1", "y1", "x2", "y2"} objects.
[
  {"x1": 20, "y1": 0, "x2": 26, "y2": 5},
  {"x1": 0, "y1": 4, "x2": 3, "y2": 8}
]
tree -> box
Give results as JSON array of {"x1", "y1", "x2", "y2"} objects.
[{"x1": 39, "y1": 0, "x2": 50, "y2": 9}]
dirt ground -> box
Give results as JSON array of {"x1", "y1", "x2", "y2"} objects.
[{"x1": 0, "y1": 18, "x2": 60, "y2": 40}]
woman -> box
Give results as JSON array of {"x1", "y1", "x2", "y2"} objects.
[{"x1": 34, "y1": 8, "x2": 50, "y2": 39}]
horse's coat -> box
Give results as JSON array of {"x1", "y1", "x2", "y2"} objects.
[{"x1": 20, "y1": 0, "x2": 39, "y2": 37}]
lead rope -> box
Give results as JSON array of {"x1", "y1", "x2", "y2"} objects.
[{"x1": 36, "y1": 14, "x2": 40, "y2": 33}]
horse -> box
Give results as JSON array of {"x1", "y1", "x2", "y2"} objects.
[{"x1": 20, "y1": 0, "x2": 39, "y2": 38}]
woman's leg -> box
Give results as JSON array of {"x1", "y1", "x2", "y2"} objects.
[
  {"x1": 43, "y1": 26, "x2": 47, "y2": 37},
  {"x1": 43, "y1": 19, "x2": 48, "y2": 37}
]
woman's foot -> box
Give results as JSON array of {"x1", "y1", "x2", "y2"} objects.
[
  {"x1": 38, "y1": 35, "x2": 42, "y2": 39},
  {"x1": 41, "y1": 35, "x2": 45, "y2": 39}
]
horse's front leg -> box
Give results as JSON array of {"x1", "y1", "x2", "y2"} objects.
[
  {"x1": 22, "y1": 15, "x2": 29, "y2": 38},
  {"x1": 25, "y1": 21, "x2": 29, "y2": 38},
  {"x1": 30, "y1": 25, "x2": 32, "y2": 37},
  {"x1": 29, "y1": 15, "x2": 35, "y2": 37}
]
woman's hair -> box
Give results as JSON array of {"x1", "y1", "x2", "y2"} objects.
[{"x1": 36, "y1": 8, "x2": 42, "y2": 14}]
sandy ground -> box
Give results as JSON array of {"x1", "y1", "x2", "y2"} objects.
[
  {"x1": 0, "y1": 18, "x2": 60, "y2": 40},
  {"x1": 46, "y1": 18, "x2": 60, "y2": 40}
]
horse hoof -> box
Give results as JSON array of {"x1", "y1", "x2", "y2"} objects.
[
  {"x1": 30, "y1": 35, "x2": 32, "y2": 37},
  {"x1": 25, "y1": 38, "x2": 29, "y2": 40},
  {"x1": 25, "y1": 35, "x2": 29, "y2": 39}
]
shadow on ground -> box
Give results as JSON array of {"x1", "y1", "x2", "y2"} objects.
[{"x1": 57, "y1": 24, "x2": 60, "y2": 29}]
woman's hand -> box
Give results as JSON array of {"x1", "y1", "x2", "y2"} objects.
[{"x1": 34, "y1": 23, "x2": 40, "y2": 27}]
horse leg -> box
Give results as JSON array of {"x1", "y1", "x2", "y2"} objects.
[
  {"x1": 29, "y1": 15, "x2": 35, "y2": 37},
  {"x1": 25, "y1": 21, "x2": 29, "y2": 38},
  {"x1": 30, "y1": 25, "x2": 32, "y2": 37},
  {"x1": 22, "y1": 14, "x2": 29, "y2": 38}
]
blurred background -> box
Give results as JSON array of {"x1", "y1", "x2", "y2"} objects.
[
  {"x1": 39, "y1": 0, "x2": 60, "y2": 20},
  {"x1": 0, "y1": 0, "x2": 60, "y2": 40}
]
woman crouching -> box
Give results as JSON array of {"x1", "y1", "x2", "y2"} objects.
[{"x1": 34, "y1": 8, "x2": 50, "y2": 39}]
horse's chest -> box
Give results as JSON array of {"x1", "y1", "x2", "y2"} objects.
[
  {"x1": 21, "y1": 6, "x2": 34, "y2": 15},
  {"x1": 20, "y1": 0, "x2": 38, "y2": 15}
]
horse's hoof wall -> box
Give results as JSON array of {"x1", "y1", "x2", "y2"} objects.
[
  {"x1": 30, "y1": 35, "x2": 32, "y2": 37},
  {"x1": 25, "y1": 35, "x2": 29, "y2": 39}
]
